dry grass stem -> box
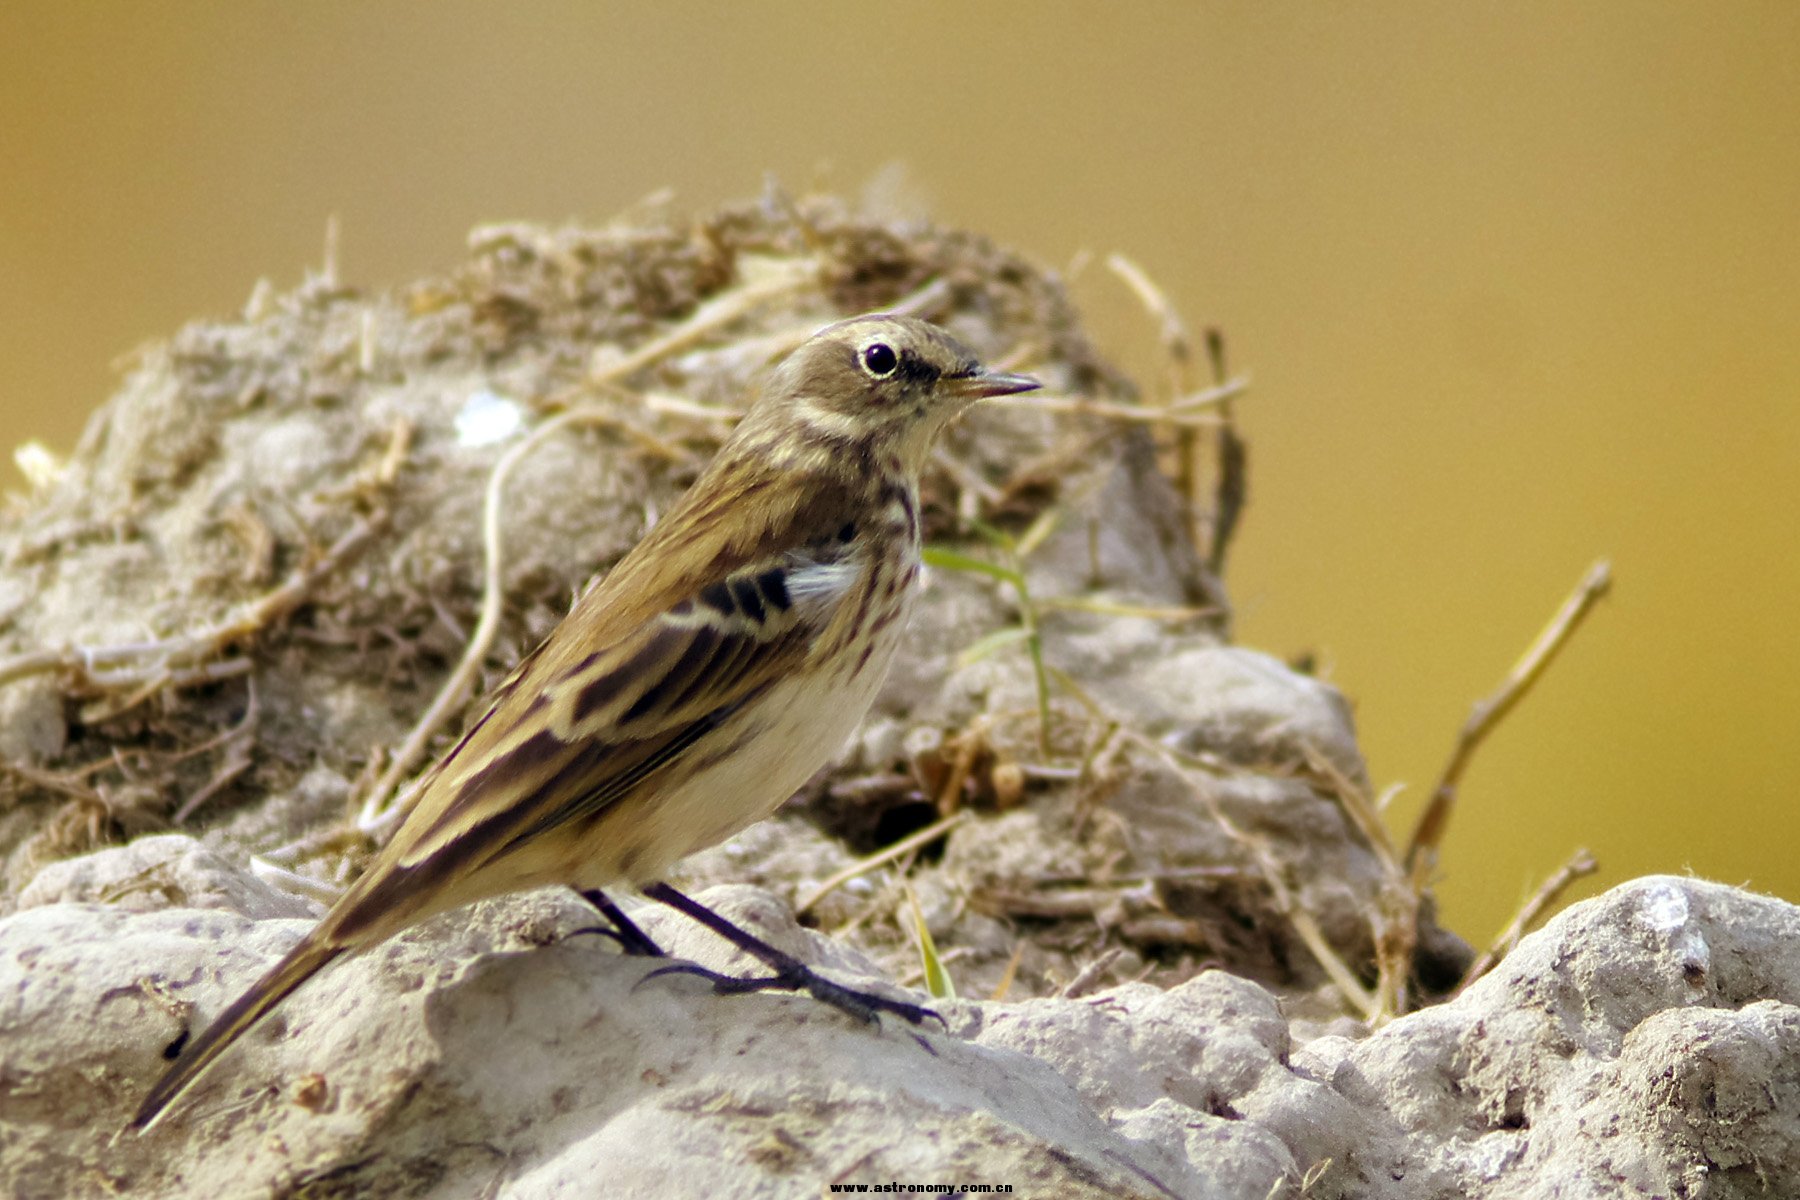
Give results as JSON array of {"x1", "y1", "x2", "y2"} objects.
[
  {"x1": 1054, "y1": 947, "x2": 1123, "y2": 999},
  {"x1": 78, "y1": 659, "x2": 258, "y2": 725},
  {"x1": 1302, "y1": 746, "x2": 1401, "y2": 875},
  {"x1": 666, "y1": 277, "x2": 954, "y2": 389},
  {"x1": 1104, "y1": 253, "x2": 1249, "y2": 573},
  {"x1": 0, "y1": 511, "x2": 388, "y2": 697},
  {"x1": 1202, "y1": 327, "x2": 1248, "y2": 576},
  {"x1": 1106, "y1": 253, "x2": 1194, "y2": 377},
  {"x1": 929, "y1": 447, "x2": 1004, "y2": 509},
  {"x1": 1289, "y1": 907, "x2": 1379, "y2": 1019},
  {"x1": 976, "y1": 881, "x2": 1150, "y2": 920},
  {"x1": 1124, "y1": 728, "x2": 1378, "y2": 1020},
  {"x1": 1037, "y1": 596, "x2": 1221, "y2": 623},
  {"x1": 1406, "y1": 559, "x2": 1613, "y2": 884},
  {"x1": 248, "y1": 856, "x2": 344, "y2": 907},
  {"x1": 638, "y1": 394, "x2": 741, "y2": 425},
  {"x1": 171, "y1": 682, "x2": 262, "y2": 823},
  {"x1": 256, "y1": 822, "x2": 368, "y2": 871},
  {"x1": 795, "y1": 811, "x2": 969, "y2": 916},
  {"x1": 584, "y1": 255, "x2": 821, "y2": 387},
  {"x1": 1456, "y1": 847, "x2": 1599, "y2": 993},
  {"x1": 1301, "y1": 744, "x2": 1416, "y2": 1018},
  {"x1": 985, "y1": 379, "x2": 1247, "y2": 428},
  {"x1": 170, "y1": 752, "x2": 255, "y2": 825},
  {"x1": 2, "y1": 761, "x2": 103, "y2": 803},
  {"x1": 1106, "y1": 253, "x2": 1198, "y2": 520},
  {"x1": 989, "y1": 941, "x2": 1027, "y2": 1002}
]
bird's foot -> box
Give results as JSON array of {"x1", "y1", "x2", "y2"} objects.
[
  {"x1": 637, "y1": 880, "x2": 942, "y2": 1029},
  {"x1": 568, "y1": 888, "x2": 666, "y2": 957},
  {"x1": 640, "y1": 958, "x2": 942, "y2": 1028}
]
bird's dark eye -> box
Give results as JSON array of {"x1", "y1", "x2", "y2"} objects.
[{"x1": 860, "y1": 342, "x2": 899, "y2": 378}]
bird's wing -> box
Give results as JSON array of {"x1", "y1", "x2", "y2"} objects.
[{"x1": 328, "y1": 465, "x2": 867, "y2": 935}]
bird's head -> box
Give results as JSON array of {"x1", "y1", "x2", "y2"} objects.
[{"x1": 744, "y1": 314, "x2": 1040, "y2": 472}]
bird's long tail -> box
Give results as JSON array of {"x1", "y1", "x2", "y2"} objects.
[{"x1": 129, "y1": 935, "x2": 346, "y2": 1132}]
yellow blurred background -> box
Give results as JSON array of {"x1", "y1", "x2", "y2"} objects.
[{"x1": 3, "y1": 3, "x2": 1795, "y2": 945}]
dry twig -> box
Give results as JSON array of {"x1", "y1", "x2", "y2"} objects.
[
  {"x1": 0, "y1": 511, "x2": 388, "y2": 700},
  {"x1": 171, "y1": 681, "x2": 262, "y2": 824},
  {"x1": 989, "y1": 941, "x2": 1028, "y2": 1002},
  {"x1": 1456, "y1": 847, "x2": 1599, "y2": 993},
  {"x1": 1107, "y1": 255, "x2": 1201, "y2": 507},
  {"x1": 1122, "y1": 727, "x2": 1383, "y2": 1021},
  {"x1": 795, "y1": 811, "x2": 969, "y2": 917},
  {"x1": 1106, "y1": 253, "x2": 1250, "y2": 569},
  {"x1": 1055, "y1": 947, "x2": 1123, "y2": 999},
  {"x1": 1405, "y1": 560, "x2": 1613, "y2": 886},
  {"x1": 984, "y1": 380, "x2": 1246, "y2": 428},
  {"x1": 584, "y1": 256, "x2": 821, "y2": 387},
  {"x1": 1301, "y1": 744, "x2": 1415, "y2": 1018},
  {"x1": 1202, "y1": 327, "x2": 1248, "y2": 576}
]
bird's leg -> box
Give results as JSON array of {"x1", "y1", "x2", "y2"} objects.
[
  {"x1": 638, "y1": 882, "x2": 942, "y2": 1028},
  {"x1": 567, "y1": 888, "x2": 666, "y2": 957}
]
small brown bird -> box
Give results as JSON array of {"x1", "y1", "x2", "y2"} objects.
[{"x1": 130, "y1": 313, "x2": 1038, "y2": 1130}]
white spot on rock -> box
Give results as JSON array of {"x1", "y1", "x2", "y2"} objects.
[
  {"x1": 1641, "y1": 883, "x2": 1690, "y2": 934},
  {"x1": 455, "y1": 389, "x2": 524, "y2": 447},
  {"x1": 1639, "y1": 881, "x2": 1712, "y2": 992}
]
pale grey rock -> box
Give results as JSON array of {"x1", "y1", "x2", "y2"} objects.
[
  {"x1": 0, "y1": 873, "x2": 1223, "y2": 1199},
  {"x1": 16, "y1": 832, "x2": 317, "y2": 920},
  {"x1": 2, "y1": 858, "x2": 1795, "y2": 1200},
  {"x1": 1288, "y1": 875, "x2": 1800, "y2": 1198}
]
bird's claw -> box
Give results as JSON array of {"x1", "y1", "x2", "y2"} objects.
[{"x1": 565, "y1": 923, "x2": 666, "y2": 958}]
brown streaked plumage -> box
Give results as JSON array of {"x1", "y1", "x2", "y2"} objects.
[{"x1": 130, "y1": 313, "x2": 1038, "y2": 1132}]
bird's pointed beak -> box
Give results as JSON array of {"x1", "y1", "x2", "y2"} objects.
[{"x1": 950, "y1": 367, "x2": 1042, "y2": 400}]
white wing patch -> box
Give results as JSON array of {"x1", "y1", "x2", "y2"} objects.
[{"x1": 784, "y1": 556, "x2": 861, "y2": 611}]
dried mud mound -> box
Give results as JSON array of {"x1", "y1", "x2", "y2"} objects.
[
  {"x1": 5, "y1": 198, "x2": 1791, "y2": 1198},
  {"x1": 0, "y1": 194, "x2": 1409, "y2": 1002}
]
